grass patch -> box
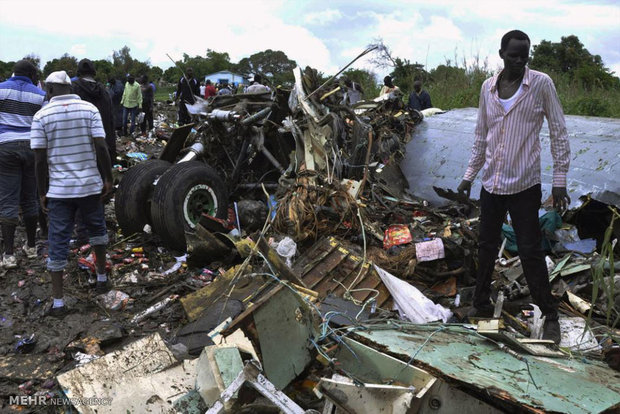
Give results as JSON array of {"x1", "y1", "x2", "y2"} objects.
[{"x1": 154, "y1": 85, "x2": 175, "y2": 102}]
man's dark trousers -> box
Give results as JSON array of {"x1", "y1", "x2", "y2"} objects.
[{"x1": 474, "y1": 184, "x2": 558, "y2": 318}]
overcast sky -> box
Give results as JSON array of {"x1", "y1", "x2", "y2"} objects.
[{"x1": 1, "y1": 0, "x2": 618, "y2": 80}]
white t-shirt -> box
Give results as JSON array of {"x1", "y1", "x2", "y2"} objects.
[
  {"x1": 30, "y1": 94, "x2": 105, "y2": 199},
  {"x1": 498, "y1": 83, "x2": 523, "y2": 112}
]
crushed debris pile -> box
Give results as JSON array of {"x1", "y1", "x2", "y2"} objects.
[{"x1": 1, "y1": 65, "x2": 619, "y2": 413}]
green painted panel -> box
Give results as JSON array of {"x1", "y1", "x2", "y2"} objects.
[
  {"x1": 254, "y1": 287, "x2": 316, "y2": 389},
  {"x1": 213, "y1": 347, "x2": 244, "y2": 388},
  {"x1": 351, "y1": 324, "x2": 620, "y2": 413}
]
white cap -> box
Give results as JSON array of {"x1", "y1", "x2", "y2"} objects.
[{"x1": 45, "y1": 71, "x2": 71, "y2": 85}]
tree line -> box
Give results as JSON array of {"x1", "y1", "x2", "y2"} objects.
[{"x1": 1, "y1": 35, "x2": 617, "y2": 116}]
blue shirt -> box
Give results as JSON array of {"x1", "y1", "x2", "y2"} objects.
[
  {"x1": 408, "y1": 90, "x2": 432, "y2": 111},
  {"x1": 0, "y1": 76, "x2": 46, "y2": 143}
]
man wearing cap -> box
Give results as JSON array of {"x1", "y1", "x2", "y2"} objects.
[
  {"x1": 31, "y1": 71, "x2": 114, "y2": 317},
  {"x1": 72, "y1": 59, "x2": 116, "y2": 162},
  {"x1": 120, "y1": 74, "x2": 142, "y2": 136},
  {"x1": 0, "y1": 60, "x2": 46, "y2": 268}
]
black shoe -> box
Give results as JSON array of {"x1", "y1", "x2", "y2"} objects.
[
  {"x1": 467, "y1": 305, "x2": 494, "y2": 319},
  {"x1": 44, "y1": 304, "x2": 69, "y2": 319},
  {"x1": 95, "y1": 280, "x2": 111, "y2": 294},
  {"x1": 542, "y1": 319, "x2": 561, "y2": 344}
]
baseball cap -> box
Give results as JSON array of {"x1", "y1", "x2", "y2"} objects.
[{"x1": 45, "y1": 71, "x2": 72, "y2": 85}]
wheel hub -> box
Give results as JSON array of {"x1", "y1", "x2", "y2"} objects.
[{"x1": 183, "y1": 184, "x2": 219, "y2": 228}]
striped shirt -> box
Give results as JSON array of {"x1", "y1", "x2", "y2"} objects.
[
  {"x1": 30, "y1": 94, "x2": 105, "y2": 199},
  {"x1": 0, "y1": 76, "x2": 46, "y2": 143},
  {"x1": 463, "y1": 67, "x2": 570, "y2": 195}
]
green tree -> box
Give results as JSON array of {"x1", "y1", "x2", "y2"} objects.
[
  {"x1": 43, "y1": 53, "x2": 78, "y2": 77},
  {"x1": 234, "y1": 49, "x2": 297, "y2": 87},
  {"x1": 148, "y1": 66, "x2": 164, "y2": 84},
  {"x1": 530, "y1": 35, "x2": 618, "y2": 89},
  {"x1": 389, "y1": 58, "x2": 428, "y2": 94},
  {"x1": 93, "y1": 59, "x2": 114, "y2": 82},
  {"x1": 112, "y1": 46, "x2": 150, "y2": 80},
  {"x1": 163, "y1": 66, "x2": 181, "y2": 84},
  {"x1": 0, "y1": 60, "x2": 16, "y2": 80}
]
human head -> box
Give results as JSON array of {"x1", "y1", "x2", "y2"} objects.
[
  {"x1": 413, "y1": 80, "x2": 422, "y2": 93},
  {"x1": 127, "y1": 74, "x2": 135, "y2": 84},
  {"x1": 500, "y1": 30, "x2": 530, "y2": 52},
  {"x1": 45, "y1": 71, "x2": 72, "y2": 98},
  {"x1": 13, "y1": 60, "x2": 39, "y2": 83},
  {"x1": 384, "y1": 76, "x2": 393, "y2": 88},
  {"x1": 77, "y1": 58, "x2": 96, "y2": 77},
  {"x1": 499, "y1": 30, "x2": 531, "y2": 76},
  {"x1": 186, "y1": 67, "x2": 194, "y2": 78},
  {"x1": 140, "y1": 74, "x2": 148, "y2": 84},
  {"x1": 253, "y1": 73, "x2": 262, "y2": 84}
]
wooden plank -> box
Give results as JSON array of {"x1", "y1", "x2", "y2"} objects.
[
  {"x1": 302, "y1": 247, "x2": 350, "y2": 289},
  {"x1": 296, "y1": 238, "x2": 339, "y2": 277},
  {"x1": 292, "y1": 237, "x2": 333, "y2": 274}
]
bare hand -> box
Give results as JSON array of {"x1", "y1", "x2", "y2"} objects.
[
  {"x1": 457, "y1": 180, "x2": 472, "y2": 199},
  {"x1": 101, "y1": 180, "x2": 114, "y2": 203},
  {"x1": 39, "y1": 195, "x2": 48, "y2": 214},
  {"x1": 552, "y1": 187, "x2": 570, "y2": 213}
]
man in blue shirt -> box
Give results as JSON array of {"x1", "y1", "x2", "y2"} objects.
[
  {"x1": 0, "y1": 60, "x2": 46, "y2": 268},
  {"x1": 407, "y1": 80, "x2": 432, "y2": 111}
]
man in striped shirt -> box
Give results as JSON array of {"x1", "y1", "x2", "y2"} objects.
[
  {"x1": 0, "y1": 60, "x2": 46, "y2": 268},
  {"x1": 31, "y1": 71, "x2": 113, "y2": 317},
  {"x1": 457, "y1": 30, "x2": 571, "y2": 344}
]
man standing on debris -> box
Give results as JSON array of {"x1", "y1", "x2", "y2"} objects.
[
  {"x1": 0, "y1": 60, "x2": 46, "y2": 268},
  {"x1": 379, "y1": 75, "x2": 399, "y2": 96},
  {"x1": 72, "y1": 59, "x2": 116, "y2": 161},
  {"x1": 107, "y1": 76, "x2": 124, "y2": 134},
  {"x1": 457, "y1": 30, "x2": 570, "y2": 344},
  {"x1": 139, "y1": 75, "x2": 154, "y2": 136},
  {"x1": 245, "y1": 74, "x2": 270, "y2": 94},
  {"x1": 120, "y1": 74, "x2": 142, "y2": 136},
  {"x1": 31, "y1": 71, "x2": 113, "y2": 317},
  {"x1": 175, "y1": 67, "x2": 199, "y2": 125},
  {"x1": 407, "y1": 80, "x2": 432, "y2": 111}
]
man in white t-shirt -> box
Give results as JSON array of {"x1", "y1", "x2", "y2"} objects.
[{"x1": 31, "y1": 71, "x2": 114, "y2": 318}]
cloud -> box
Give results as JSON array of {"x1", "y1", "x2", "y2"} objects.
[
  {"x1": 0, "y1": 0, "x2": 336, "y2": 73},
  {"x1": 304, "y1": 9, "x2": 343, "y2": 25},
  {"x1": 70, "y1": 44, "x2": 86, "y2": 56}
]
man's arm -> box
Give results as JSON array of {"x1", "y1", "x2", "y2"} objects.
[
  {"x1": 542, "y1": 75, "x2": 571, "y2": 211},
  {"x1": 34, "y1": 149, "x2": 49, "y2": 211},
  {"x1": 120, "y1": 83, "x2": 127, "y2": 107},
  {"x1": 94, "y1": 137, "x2": 114, "y2": 201},
  {"x1": 424, "y1": 91, "x2": 432, "y2": 109}
]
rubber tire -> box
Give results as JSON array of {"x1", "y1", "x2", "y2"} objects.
[
  {"x1": 151, "y1": 161, "x2": 228, "y2": 251},
  {"x1": 115, "y1": 159, "x2": 171, "y2": 236}
]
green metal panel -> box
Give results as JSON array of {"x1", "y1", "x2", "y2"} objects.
[
  {"x1": 350, "y1": 324, "x2": 620, "y2": 413},
  {"x1": 213, "y1": 347, "x2": 244, "y2": 389},
  {"x1": 253, "y1": 287, "x2": 316, "y2": 389}
]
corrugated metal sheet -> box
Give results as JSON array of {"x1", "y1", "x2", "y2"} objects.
[
  {"x1": 349, "y1": 324, "x2": 620, "y2": 413},
  {"x1": 402, "y1": 108, "x2": 620, "y2": 208}
]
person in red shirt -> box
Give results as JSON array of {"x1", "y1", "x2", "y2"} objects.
[{"x1": 204, "y1": 79, "x2": 216, "y2": 99}]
